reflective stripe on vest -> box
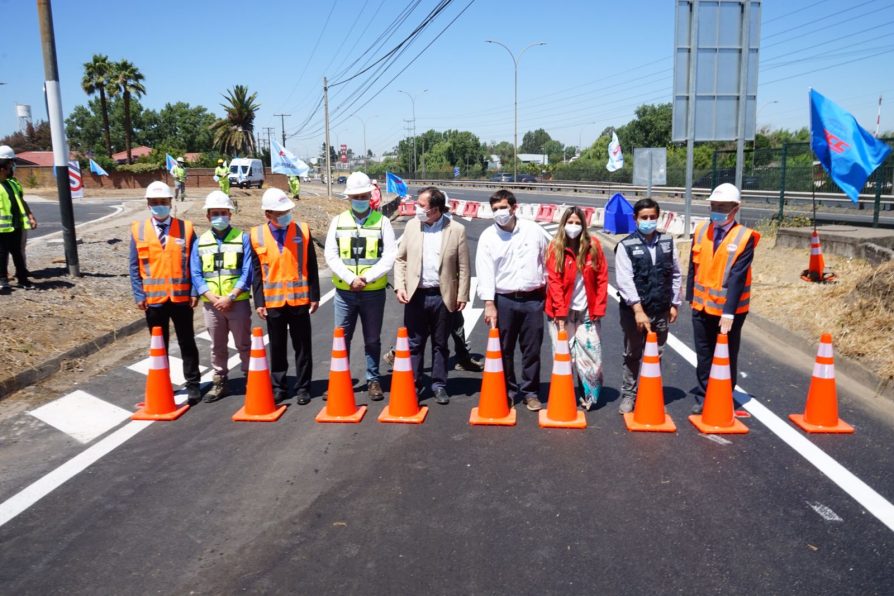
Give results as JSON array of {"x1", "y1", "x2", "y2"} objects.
[
  {"x1": 250, "y1": 222, "x2": 310, "y2": 308},
  {"x1": 198, "y1": 228, "x2": 248, "y2": 301},
  {"x1": 132, "y1": 218, "x2": 193, "y2": 304},
  {"x1": 0, "y1": 178, "x2": 31, "y2": 233},
  {"x1": 333, "y1": 210, "x2": 387, "y2": 291},
  {"x1": 690, "y1": 222, "x2": 759, "y2": 315}
]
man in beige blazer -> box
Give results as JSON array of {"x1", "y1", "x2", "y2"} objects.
[{"x1": 394, "y1": 186, "x2": 470, "y2": 404}]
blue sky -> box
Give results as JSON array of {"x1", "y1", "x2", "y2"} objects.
[{"x1": 1, "y1": 0, "x2": 892, "y2": 159}]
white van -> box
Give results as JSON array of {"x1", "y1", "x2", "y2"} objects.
[{"x1": 228, "y1": 158, "x2": 266, "y2": 188}]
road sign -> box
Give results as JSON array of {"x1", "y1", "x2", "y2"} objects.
[
  {"x1": 454, "y1": 166, "x2": 460, "y2": 178},
  {"x1": 633, "y1": 148, "x2": 667, "y2": 197}
]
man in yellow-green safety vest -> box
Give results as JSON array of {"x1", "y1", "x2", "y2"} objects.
[
  {"x1": 173, "y1": 157, "x2": 188, "y2": 202},
  {"x1": 214, "y1": 159, "x2": 230, "y2": 195},
  {"x1": 288, "y1": 175, "x2": 300, "y2": 200},
  {"x1": 189, "y1": 190, "x2": 253, "y2": 401},
  {"x1": 0, "y1": 145, "x2": 37, "y2": 292},
  {"x1": 323, "y1": 171, "x2": 397, "y2": 401}
]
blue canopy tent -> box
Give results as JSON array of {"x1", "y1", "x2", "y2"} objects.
[{"x1": 603, "y1": 192, "x2": 635, "y2": 234}]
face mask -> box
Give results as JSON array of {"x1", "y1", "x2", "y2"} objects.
[
  {"x1": 637, "y1": 220, "x2": 658, "y2": 234},
  {"x1": 352, "y1": 199, "x2": 370, "y2": 213},
  {"x1": 564, "y1": 223, "x2": 582, "y2": 239},
  {"x1": 211, "y1": 215, "x2": 230, "y2": 231},
  {"x1": 710, "y1": 211, "x2": 731, "y2": 225},
  {"x1": 415, "y1": 205, "x2": 430, "y2": 221},
  {"x1": 493, "y1": 208, "x2": 512, "y2": 226},
  {"x1": 275, "y1": 213, "x2": 292, "y2": 227},
  {"x1": 150, "y1": 205, "x2": 171, "y2": 219}
]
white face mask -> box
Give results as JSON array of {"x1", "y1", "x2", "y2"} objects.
[
  {"x1": 493, "y1": 208, "x2": 512, "y2": 226},
  {"x1": 564, "y1": 223, "x2": 582, "y2": 239},
  {"x1": 415, "y1": 205, "x2": 429, "y2": 221}
]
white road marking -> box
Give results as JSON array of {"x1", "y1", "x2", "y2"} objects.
[
  {"x1": 27, "y1": 390, "x2": 132, "y2": 444},
  {"x1": 196, "y1": 331, "x2": 269, "y2": 348},
  {"x1": 807, "y1": 501, "x2": 844, "y2": 522},
  {"x1": 700, "y1": 434, "x2": 732, "y2": 446},
  {"x1": 463, "y1": 277, "x2": 483, "y2": 339}
]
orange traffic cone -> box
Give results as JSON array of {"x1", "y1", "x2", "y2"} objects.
[
  {"x1": 624, "y1": 331, "x2": 676, "y2": 432},
  {"x1": 379, "y1": 327, "x2": 428, "y2": 424},
  {"x1": 688, "y1": 333, "x2": 748, "y2": 434},
  {"x1": 801, "y1": 230, "x2": 837, "y2": 283},
  {"x1": 233, "y1": 327, "x2": 287, "y2": 422},
  {"x1": 470, "y1": 327, "x2": 517, "y2": 426},
  {"x1": 539, "y1": 329, "x2": 586, "y2": 429},
  {"x1": 789, "y1": 333, "x2": 853, "y2": 433},
  {"x1": 316, "y1": 327, "x2": 367, "y2": 423},
  {"x1": 132, "y1": 326, "x2": 190, "y2": 421}
]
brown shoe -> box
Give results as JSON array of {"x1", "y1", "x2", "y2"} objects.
[
  {"x1": 524, "y1": 394, "x2": 543, "y2": 411},
  {"x1": 204, "y1": 374, "x2": 228, "y2": 403},
  {"x1": 367, "y1": 380, "x2": 384, "y2": 401}
]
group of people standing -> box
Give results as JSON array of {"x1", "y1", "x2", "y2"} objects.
[{"x1": 129, "y1": 168, "x2": 756, "y2": 415}]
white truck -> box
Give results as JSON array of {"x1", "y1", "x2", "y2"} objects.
[{"x1": 228, "y1": 158, "x2": 265, "y2": 189}]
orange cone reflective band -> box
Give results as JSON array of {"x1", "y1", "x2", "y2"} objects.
[
  {"x1": 789, "y1": 333, "x2": 854, "y2": 433},
  {"x1": 625, "y1": 331, "x2": 676, "y2": 432},
  {"x1": 317, "y1": 327, "x2": 367, "y2": 423},
  {"x1": 233, "y1": 327, "x2": 287, "y2": 422},
  {"x1": 132, "y1": 326, "x2": 190, "y2": 421},
  {"x1": 688, "y1": 333, "x2": 748, "y2": 434},
  {"x1": 379, "y1": 327, "x2": 428, "y2": 423},
  {"x1": 539, "y1": 329, "x2": 586, "y2": 429},
  {"x1": 470, "y1": 327, "x2": 516, "y2": 426}
]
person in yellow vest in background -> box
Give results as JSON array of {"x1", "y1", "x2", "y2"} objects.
[
  {"x1": 129, "y1": 181, "x2": 202, "y2": 404},
  {"x1": 686, "y1": 183, "x2": 760, "y2": 414},
  {"x1": 189, "y1": 191, "x2": 252, "y2": 402},
  {"x1": 250, "y1": 188, "x2": 320, "y2": 405},
  {"x1": 323, "y1": 171, "x2": 397, "y2": 401},
  {"x1": 0, "y1": 145, "x2": 37, "y2": 292},
  {"x1": 214, "y1": 159, "x2": 230, "y2": 196},
  {"x1": 173, "y1": 157, "x2": 188, "y2": 202},
  {"x1": 288, "y1": 175, "x2": 300, "y2": 200}
]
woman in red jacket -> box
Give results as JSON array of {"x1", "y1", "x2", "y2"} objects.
[{"x1": 545, "y1": 206, "x2": 608, "y2": 410}]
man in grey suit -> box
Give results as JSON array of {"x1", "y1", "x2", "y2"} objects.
[{"x1": 394, "y1": 186, "x2": 471, "y2": 405}]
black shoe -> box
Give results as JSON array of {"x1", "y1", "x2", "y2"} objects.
[
  {"x1": 295, "y1": 389, "x2": 311, "y2": 405},
  {"x1": 691, "y1": 402, "x2": 704, "y2": 415},
  {"x1": 186, "y1": 384, "x2": 202, "y2": 406},
  {"x1": 0, "y1": 279, "x2": 10, "y2": 294},
  {"x1": 274, "y1": 390, "x2": 288, "y2": 404},
  {"x1": 17, "y1": 280, "x2": 35, "y2": 290},
  {"x1": 434, "y1": 387, "x2": 450, "y2": 405},
  {"x1": 367, "y1": 380, "x2": 384, "y2": 401},
  {"x1": 454, "y1": 357, "x2": 484, "y2": 372}
]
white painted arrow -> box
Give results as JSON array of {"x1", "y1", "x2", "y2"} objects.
[{"x1": 463, "y1": 276, "x2": 484, "y2": 338}]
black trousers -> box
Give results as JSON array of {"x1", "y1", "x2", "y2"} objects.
[
  {"x1": 0, "y1": 229, "x2": 28, "y2": 283},
  {"x1": 266, "y1": 304, "x2": 312, "y2": 394},
  {"x1": 495, "y1": 293, "x2": 545, "y2": 400},
  {"x1": 404, "y1": 288, "x2": 450, "y2": 390},
  {"x1": 691, "y1": 309, "x2": 747, "y2": 403},
  {"x1": 450, "y1": 309, "x2": 472, "y2": 361},
  {"x1": 145, "y1": 301, "x2": 200, "y2": 386}
]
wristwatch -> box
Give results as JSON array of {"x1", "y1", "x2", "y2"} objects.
[{"x1": 228, "y1": 292, "x2": 238, "y2": 301}]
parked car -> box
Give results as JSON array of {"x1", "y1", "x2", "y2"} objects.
[
  {"x1": 336, "y1": 175, "x2": 348, "y2": 184},
  {"x1": 489, "y1": 173, "x2": 538, "y2": 183},
  {"x1": 516, "y1": 174, "x2": 538, "y2": 183},
  {"x1": 228, "y1": 158, "x2": 265, "y2": 189}
]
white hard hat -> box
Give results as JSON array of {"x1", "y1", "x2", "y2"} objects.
[
  {"x1": 0, "y1": 145, "x2": 15, "y2": 160},
  {"x1": 176, "y1": 156, "x2": 185, "y2": 163},
  {"x1": 203, "y1": 190, "x2": 234, "y2": 211},
  {"x1": 261, "y1": 187, "x2": 296, "y2": 212},
  {"x1": 343, "y1": 171, "x2": 375, "y2": 196},
  {"x1": 708, "y1": 183, "x2": 741, "y2": 204},
  {"x1": 145, "y1": 181, "x2": 173, "y2": 199}
]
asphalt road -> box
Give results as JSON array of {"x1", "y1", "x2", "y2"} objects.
[
  {"x1": 25, "y1": 200, "x2": 118, "y2": 240},
  {"x1": 0, "y1": 206, "x2": 891, "y2": 594}
]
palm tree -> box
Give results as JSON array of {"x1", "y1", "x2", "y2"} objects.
[
  {"x1": 110, "y1": 60, "x2": 146, "y2": 164},
  {"x1": 209, "y1": 85, "x2": 260, "y2": 156},
  {"x1": 81, "y1": 54, "x2": 114, "y2": 156}
]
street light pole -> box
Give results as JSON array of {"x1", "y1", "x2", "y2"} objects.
[
  {"x1": 485, "y1": 40, "x2": 546, "y2": 181},
  {"x1": 398, "y1": 89, "x2": 427, "y2": 179}
]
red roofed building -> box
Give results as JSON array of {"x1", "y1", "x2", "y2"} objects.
[
  {"x1": 15, "y1": 151, "x2": 77, "y2": 167},
  {"x1": 111, "y1": 146, "x2": 203, "y2": 164}
]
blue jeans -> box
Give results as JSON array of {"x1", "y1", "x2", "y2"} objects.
[{"x1": 334, "y1": 288, "x2": 386, "y2": 382}]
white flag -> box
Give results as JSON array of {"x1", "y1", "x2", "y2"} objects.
[
  {"x1": 270, "y1": 140, "x2": 309, "y2": 176},
  {"x1": 606, "y1": 131, "x2": 624, "y2": 172}
]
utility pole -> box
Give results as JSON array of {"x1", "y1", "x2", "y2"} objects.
[
  {"x1": 403, "y1": 120, "x2": 414, "y2": 176},
  {"x1": 274, "y1": 113, "x2": 290, "y2": 147},
  {"x1": 36, "y1": 0, "x2": 79, "y2": 276},
  {"x1": 263, "y1": 126, "x2": 275, "y2": 152},
  {"x1": 323, "y1": 77, "x2": 332, "y2": 198},
  {"x1": 398, "y1": 89, "x2": 427, "y2": 179}
]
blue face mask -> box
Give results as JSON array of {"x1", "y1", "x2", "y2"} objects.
[
  {"x1": 637, "y1": 220, "x2": 658, "y2": 234},
  {"x1": 710, "y1": 212, "x2": 730, "y2": 225},
  {"x1": 211, "y1": 215, "x2": 230, "y2": 231},
  {"x1": 352, "y1": 199, "x2": 370, "y2": 214},
  {"x1": 150, "y1": 205, "x2": 171, "y2": 219},
  {"x1": 275, "y1": 213, "x2": 292, "y2": 227}
]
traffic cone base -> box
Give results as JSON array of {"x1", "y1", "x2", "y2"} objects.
[
  {"x1": 379, "y1": 404, "x2": 429, "y2": 424},
  {"x1": 470, "y1": 406, "x2": 517, "y2": 426},
  {"x1": 688, "y1": 414, "x2": 749, "y2": 434},
  {"x1": 788, "y1": 413, "x2": 853, "y2": 434},
  {"x1": 624, "y1": 411, "x2": 676, "y2": 433},
  {"x1": 316, "y1": 404, "x2": 367, "y2": 423},
  {"x1": 133, "y1": 403, "x2": 189, "y2": 421},
  {"x1": 539, "y1": 409, "x2": 586, "y2": 429},
  {"x1": 233, "y1": 404, "x2": 287, "y2": 422}
]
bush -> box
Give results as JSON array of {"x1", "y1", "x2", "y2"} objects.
[
  {"x1": 118, "y1": 162, "x2": 163, "y2": 174},
  {"x1": 25, "y1": 172, "x2": 40, "y2": 188}
]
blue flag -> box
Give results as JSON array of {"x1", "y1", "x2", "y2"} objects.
[
  {"x1": 270, "y1": 140, "x2": 309, "y2": 176},
  {"x1": 386, "y1": 171, "x2": 407, "y2": 197},
  {"x1": 810, "y1": 89, "x2": 891, "y2": 203},
  {"x1": 165, "y1": 153, "x2": 178, "y2": 175},
  {"x1": 89, "y1": 158, "x2": 109, "y2": 176}
]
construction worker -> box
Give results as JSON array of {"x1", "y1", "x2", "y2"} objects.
[
  {"x1": 250, "y1": 188, "x2": 320, "y2": 405},
  {"x1": 173, "y1": 157, "x2": 187, "y2": 201},
  {"x1": 214, "y1": 159, "x2": 230, "y2": 195},
  {"x1": 686, "y1": 183, "x2": 760, "y2": 414},
  {"x1": 0, "y1": 145, "x2": 37, "y2": 292},
  {"x1": 288, "y1": 175, "x2": 300, "y2": 200},
  {"x1": 129, "y1": 181, "x2": 202, "y2": 404},
  {"x1": 323, "y1": 171, "x2": 397, "y2": 401},
  {"x1": 190, "y1": 190, "x2": 252, "y2": 402}
]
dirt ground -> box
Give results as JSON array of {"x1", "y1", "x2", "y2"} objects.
[{"x1": 1, "y1": 188, "x2": 891, "y2": 397}]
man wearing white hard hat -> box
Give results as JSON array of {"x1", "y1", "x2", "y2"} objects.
[
  {"x1": 250, "y1": 188, "x2": 320, "y2": 405},
  {"x1": 173, "y1": 157, "x2": 188, "y2": 202},
  {"x1": 323, "y1": 171, "x2": 397, "y2": 401},
  {"x1": 189, "y1": 190, "x2": 253, "y2": 402},
  {"x1": 129, "y1": 180, "x2": 202, "y2": 404},
  {"x1": 685, "y1": 183, "x2": 760, "y2": 414},
  {"x1": 0, "y1": 145, "x2": 37, "y2": 292}
]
